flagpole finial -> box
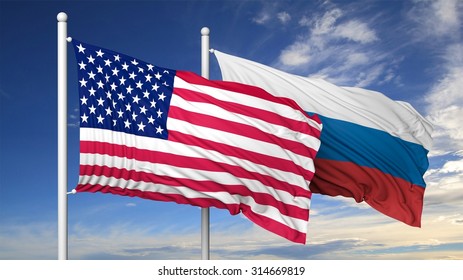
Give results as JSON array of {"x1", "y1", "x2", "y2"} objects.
[
  {"x1": 201, "y1": 27, "x2": 210, "y2": 36},
  {"x1": 57, "y1": 12, "x2": 68, "y2": 22}
]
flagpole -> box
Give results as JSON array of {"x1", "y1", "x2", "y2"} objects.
[
  {"x1": 57, "y1": 12, "x2": 68, "y2": 260},
  {"x1": 200, "y1": 27, "x2": 210, "y2": 260}
]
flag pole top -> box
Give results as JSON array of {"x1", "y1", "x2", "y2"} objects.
[
  {"x1": 57, "y1": 12, "x2": 68, "y2": 22},
  {"x1": 201, "y1": 27, "x2": 210, "y2": 36}
]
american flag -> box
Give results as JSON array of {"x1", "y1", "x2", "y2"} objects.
[{"x1": 72, "y1": 40, "x2": 322, "y2": 244}]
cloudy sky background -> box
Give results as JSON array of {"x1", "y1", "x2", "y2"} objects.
[{"x1": 0, "y1": 0, "x2": 462, "y2": 260}]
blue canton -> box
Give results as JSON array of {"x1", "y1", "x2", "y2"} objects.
[{"x1": 72, "y1": 40, "x2": 175, "y2": 139}]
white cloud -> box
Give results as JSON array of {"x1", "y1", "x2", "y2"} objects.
[
  {"x1": 0, "y1": 222, "x2": 57, "y2": 259},
  {"x1": 424, "y1": 157, "x2": 463, "y2": 214},
  {"x1": 333, "y1": 20, "x2": 378, "y2": 43},
  {"x1": 425, "y1": 44, "x2": 463, "y2": 155},
  {"x1": 252, "y1": 12, "x2": 271, "y2": 25},
  {"x1": 430, "y1": 0, "x2": 461, "y2": 34},
  {"x1": 279, "y1": 41, "x2": 311, "y2": 66},
  {"x1": 346, "y1": 52, "x2": 370, "y2": 66},
  {"x1": 409, "y1": 0, "x2": 462, "y2": 40},
  {"x1": 276, "y1": 7, "x2": 389, "y2": 87},
  {"x1": 354, "y1": 63, "x2": 386, "y2": 87},
  {"x1": 312, "y1": 8, "x2": 343, "y2": 35},
  {"x1": 277, "y1": 11, "x2": 291, "y2": 24}
]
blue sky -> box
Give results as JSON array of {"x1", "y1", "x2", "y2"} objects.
[{"x1": 0, "y1": 0, "x2": 462, "y2": 260}]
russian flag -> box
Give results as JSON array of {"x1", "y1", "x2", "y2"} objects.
[{"x1": 214, "y1": 50, "x2": 433, "y2": 227}]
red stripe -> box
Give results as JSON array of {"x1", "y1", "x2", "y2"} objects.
[
  {"x1": 176, "y1": 70, "x2": 321, "y2": 127},
  {"x1": 78, "y1": 164, "x2": 309, "y2": 219},
  {"x1": 169, "y1": 106, "x2": 319, "y2": 159},
  {"x1": 240, "y1": 204, "x2": 307, "y2": 244},
  {"x1": 80, "y1": 140, "x2": 312, "y2": 197},
  {"x1": 168, "y1": 130, "x2": 315, "y2": 182},
  {"x1": 173, "y1": 87, "x2": 321, "y2": 139},
  {"x1": 311, "y1": 158, "x2": 424, "y2": 227},
  {"x1": 76, "y1": 183, "x2": 307, "y2": 244}
]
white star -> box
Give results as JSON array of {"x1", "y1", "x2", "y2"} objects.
[
  {"x1": 96, "y1": 49, "x2": 104, "y2": 57},
  {"x1": 143, "y1": 90, "x2": 150, "y2": 99},
  {"x1": 96, "y1": 65, "x2": 103, "y2": 73},
  {"x1": 156, "y1": 109, "x2": 163, "y2": 118},
  {"x1": 125, "y1": 103, "x2": 131, "y2": 111},
  {"x1": 121, "y1": 62, "x2": 129, "y2": 71},
  {"x1": 106, "y1": 91, "x2": 112, "y2": 99},
  {"x1": 124, "y1": 119, "x2": 131, "y2": 128},
  {"x1": 87, "y1": 55, "x2": 95, "y2": 64},
  {"x1": 131, "y1": 59, "x2": 138, "y2": 65},
  {"x1": 81, "y1": 113, "x2": 89, "y2": 123},
  {"x1": 79, "y1": 78, "x2": 87, "y2": 87},
  {"x1": 113, "y1": 119, "x2": 117, "y2": 126},
  {"x1": 97, "y1": 80, "x2": 105, "y2": 89},
  {"x1": 117, "y1": 109, "x2": 124, "y2": 118},
  {"x1": 132, "y1": 95, "x2": 141, "y2": 104},
  {"x1": 114, "y1": 54, "x2": 121, "y2": 62},
  {"x1": 147, "y1": 115, "x2": 155, "y2": 124},
  {"x1": 158, "y1": 92, "x2": 166, "y2": 101},
  {"x1": 131, "y1": 112, "x2": 138, "y2": 121},
  {"x1": 129, "y1": 72, "x2": 137, "y2": 80},
  {"x1": 78, "y1": 61, "x2": 87, "y2": 70},
  {"x1": 104, "y1": 59, "x2": 112, "y2": 67},
  {"x1": 87, "y1": 71, "x2": 96, "y2": 80},
  {"x1": 110, "y1": 82, "x2": 118, "y2": 91},
  {"x1": 119, "y1": 76, "x2": 127, "y2": 85},
  {"x1": 150, "y1": 99, "x2": 156, "y2": 108},
  {"x1": 105, "y1": 106, "x2": 112, "y2": 115},
  {"x1": 155, "y1": 125, "x2": 164, "y2": 134},
  {"x1": 152, "y1": 83, "x2": 160, "y2": 92},
  {"x1": 138, "y1": 67, "x2": 144, "y2": 73},
  {"x1": 97, "y1": 97, "x2": 105, "y2": 106},
  {"x1": 97, "y1": 114, "x2": 105, "y2": 124},
  {"x1": 145, "y1": 74, "x2": 152, "y2": 82},
  {"x1": 77, "y1": 44, "x2": 85, "y2": 53},
  {"x1": 88, "y1": 87, "x2": 96, "y2": 96},
  {"x1": 80, "y1": 95, "x2": 88, "y2": 105},
  {"x1": 137, "y1": 121, "x2": 146, "y2": 131},
  {"x1": 147, "y1": 64, "x2": 154, "y2": 71},
  {"x1": 105, "y1": 74, "x2": 110, "y2": 82},
  {"x1": 136, "y1": 80, "x2": 143, "y2": 89},
  {"x1": 117, "y1": 92, "x2": 125, "y2": 100},
  {"x1": 154, "y1": 72, "x2": 162, "y2": 80},
  {"x1": 89, "y1": 105, "x2": 96, "y2": 114},
  {"x1": 112, "y1": 67, "x2": 120, "y2": 76},
  {"x1": 126, "y1": 85, "x2": 133, "y2": 94},
  {"x1": 139, "y1": 106, "x2": 147, "y2": 114}
]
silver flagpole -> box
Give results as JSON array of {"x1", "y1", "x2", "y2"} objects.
[
  {"x1": 200, "y1": 27, "x2": 210, "y2": 260},
  {"x1": 57, "y1": 12, "x2": 68, "y2": 260}
]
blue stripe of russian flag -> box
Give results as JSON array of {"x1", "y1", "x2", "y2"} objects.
[{"x1": 314, "y1": 114, "x2": 429, "y2": 188}]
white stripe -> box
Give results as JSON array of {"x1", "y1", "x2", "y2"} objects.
[
  {"x1": 174, "y1": 75, "x2": 322, "y2": 130},
  {"x1": 79, "y1": 152, "x2": 311, "y2": 209},
  {"x1": 169, "y1": 93, "x2": 321, "y2": 152},
  {"x1": 80, "y1": 127, "x2": 311, "y2": 191},
  {"x1": 78, "y1": 173, "x2": 309, "y2": 233},
  {"x1": 214, "y1": 50, "x2": 433, "y2": 150},
  {"x1": 168, "y1": 118, "x2": 316, "y2": 173}
]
